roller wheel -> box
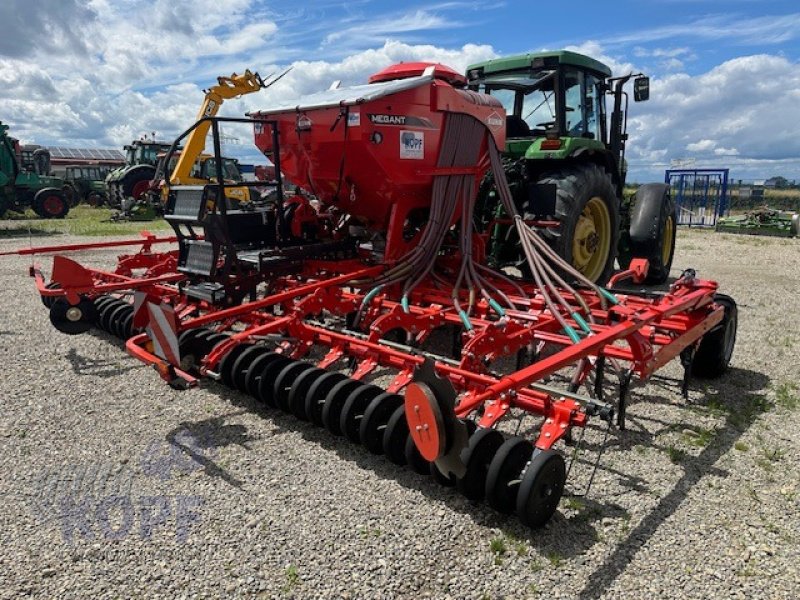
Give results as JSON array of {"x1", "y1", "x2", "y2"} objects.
[
  {"x1": 456, "y1": 428, "x2": 505, "y2": 502},
  {"x1": 516, "y1": 449, "x2": 566, "y2": 528},
  {"x1": 49, "y1": 298, "x2": 97, "y2": 335},
  {"x1": 119, "y1": 311, "x2": 134, "y2": 339},
  {"x1": 305, "y1": 372, "x2": 348, "y2": 426},
  {"x1": 287, "y1": 367, "x2": 326, "y2": 420},
  {"x1": 92, "y1": 295, "x2": 115, "y2": 317},
  {"x1": 360, "y1": 392, "x2": 404, "y2": 454},
  {"x1": 256, "y1": 355, "x2": 293, "y2": 407},
  {"x1": 100, "y1": 300, "x2": 124, "y2": 333},
  {"x1": 339, "y1": 384, "x2": 383, "y2": 443},
  {"x1": 231, "y1": 346, "x2": 271, "y2": 392},
  {"x1": 111, "y1": 305, "x2": 133, "y2": 339},
  {"x1": 178, "y1": 328, "x2": 213, "y2": 372},
  {"x1": 485, "y1": 437, "x2": 534, "y2": 514},
  {"x1": 41, "y1": 282, "x2": 62, "y2": 308},
  {"x1": 404, "y1": 435, "x2": 430, "y2": 475},
  {"x1": 202, "y1": 333, "x2": 229, "y2": 355},
  {"x1": 322, "y1": 379, "x2": 362, "y2": 436},
  {"x1": 245, "y1": 352, "x2": 283, "y2": 398},
  {"x1": 219, "y1": 344, "x2": 251, "y2": 388},
  {"x1": 273, "y1": 361, "x2": 313, "y2": 412},
  {"x1": 383, "y1": 406, "x2": 410, "y2": 466}
]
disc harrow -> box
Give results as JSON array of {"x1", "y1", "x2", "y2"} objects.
[{"x1": 17, "y1": 67, "x2": 740, "y2": 529}]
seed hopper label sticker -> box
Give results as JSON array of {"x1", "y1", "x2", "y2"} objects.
[
  {"x1": 400, "y1": 130, "x2": 424, "y2": 159},
  {"x1": 347, "y1": 111, "x2": 361, "y2": 127}
]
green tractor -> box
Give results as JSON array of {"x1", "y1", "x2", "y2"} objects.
[
  {"x1": 105, "y1": 139, "x2": 173, "y2": 209},
  {"x1": 0, "y1": 121, "x2": 70, "y2": 219},
  {"x1": 63, "y1": 165, "x2": 111, "y2": 207},
  {"x1": 467, "y1": 51, "x2": 676, "y2": 284}
]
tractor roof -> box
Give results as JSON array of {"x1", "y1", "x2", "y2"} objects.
[{"x1": 467, "y1": 51, "x2": 613, "y2": 80}]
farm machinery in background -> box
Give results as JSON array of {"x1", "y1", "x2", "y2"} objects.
[
  {"x1": 715, "y1": 207, "x2": 800, "y2": 237},
  {"x1": 0, "y1": 121, "x2": 70, "y2": 219},
  {"x1": 108, "y1": 70, "x2": 281, "y2": 220},
  {"x1": 63, "y1": 165, "x2": 112, "y2": 207},
  {"x1": 19, "y1": 54, "x2": 738, "y2": 529}
]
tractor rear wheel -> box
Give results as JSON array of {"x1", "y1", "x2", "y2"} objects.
[
  {"x1": 33, "y1": 188, "x2": 69, "y2": 219},
  {"x1": 619, "y1": 183, "x2": 677, "y2": 284},
  {"x1": 539, "y1": 164, "x2": 620, "y2": 284}
]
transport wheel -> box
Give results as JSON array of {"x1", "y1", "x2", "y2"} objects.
[
  {"x1": 201, "y1": 333, "x2": 229, "y2": 356},
  {"x1": 50, "y1": 298, "x2": 97, "y2": 335},
  {"x1": 692, "y1": 294, "x2": 737, "y2": 378},
  {"x1": 516, "y1": 449, "x2": 566, "y2": 528},
  {"x1": 219, "y1": 344, "x2": 251, "y2": 388},
  {"x1": 404, "y1": 435, "x2": 430, "y2": 475},
  {"x1": 322, "y1": 379, "x2": 363, "y2": 436},
  {"x1": 430, "y1": 462, "x2": 456, "y2": 487},
  {"x1": 340, "y1": 384, "x2": 384, "y2": 443},
  {"x1": 383, "y1": 406, "x2": 410, "y2": 466},
  {"x1": 287, "y1": 367, "x2": 326, "y2": 420},
  {"x1": 273, "y1": 362, "x2": 314, "y2": 412},
  {"x1": 539, "y1": 164, "x2": 620, "y2": 284},
  {"x1": 245, "y1": 352, "x2": 283, "y2": 398},
  {"x1": 231, "y1": 346, "x2": 271, "y2": 392},
  {"x1": 41, "y1": 282, "x2": 62, "y2": 308},
  {"x1": 360, "y1": 392, "x2": 404, "y2": 454},
  {"x1": 456, "y1": 428, "x2": 505, "y2": 502},
  {"x1": 485, "y1": 437, "x2": 534, "y2": 514},
  {"x1": 305, "y1": 372, "x2": 348, "y2": 426},
  {"x1": 619, "y1": 183, "x2": 676, "y2": 284},
  {"x1": 256, "y1": 355, "x2": 293, "y2": 407}
]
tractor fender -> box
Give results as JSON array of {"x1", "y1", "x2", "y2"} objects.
[{"x1": 629, "y1": 183, "x2": 671, "y2": 243}]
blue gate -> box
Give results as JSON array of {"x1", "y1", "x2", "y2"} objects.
[{"x1": 665, "y1": 168, "x2": 730, "y2": 227}]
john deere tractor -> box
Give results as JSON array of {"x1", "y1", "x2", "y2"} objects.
[
  {"x1": 0, "y1": 121, "x2": 70, "y2": 219},
  {"x1": 105, "y1": 138, "x2": 174, "y2": 208},
  {"x1": 468, "y1": 51, "x2": 676, "y2": 284}
]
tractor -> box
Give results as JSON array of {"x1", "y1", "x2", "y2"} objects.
[
  {"x1": 467, "y1": 51, "x2": 676, "y2": 284},
  {"x1": 105, "y1": 138, "x2": 174, "y2": 209},
  {"x1": 63, "y1": 165, "x2": 111, "y2": 207},
  {"x1": 0, "y1": 121, "x2": 70, "y2": 219}
]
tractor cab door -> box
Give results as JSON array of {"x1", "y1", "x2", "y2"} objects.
[{"x1": 562, "y1": 68, "x2": 605, "y2": 143}]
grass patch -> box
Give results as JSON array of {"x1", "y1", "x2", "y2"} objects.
[
  {"x1": 666, "y1": 445, "x2": 686, "y2": 464},
  {"x1": 0, "y1": 205, "x2": 170, "y2": 237},
  {"x1": 282, "y1": 565, "x2": 299, "y2": 593},
  {"x1": 734, "y1": 441, "x2": 749, "y2": 452},
  {"x1": 490, "y1": 537, "x2": 507, "y2": 564},
  {"x1": 681, "y1": 425, "x2": 717, "y2": 448},
  {"x1": 774, "y1": 382, "x2": 799, "y2": 410},
  {"x1": 728, "y1": 394, "x2": 773, "y2": 431},
  {"x1": 545, "y1": 551, "x2": 564, "y2": 568}
]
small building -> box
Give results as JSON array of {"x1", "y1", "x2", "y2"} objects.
[{"x1": 47, "y1": 147, "x2": 126, "y2": 177}]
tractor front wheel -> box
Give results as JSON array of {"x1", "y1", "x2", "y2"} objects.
[
  {"x1": 33, "y1": 188, "x2": 69, "y2": 219},
  {"x1": 619, "y1": 183, "x2": 677, "y2": 284},
  {"x1": 539, "y1": 164, "x2": 620, "y2": 284}
]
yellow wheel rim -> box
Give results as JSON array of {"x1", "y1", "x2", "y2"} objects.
[
  {"x1": 662, "y1": 215, "x2": 674, "y2": 265},
  {"x1": 571, "y1": 196, "x2": 612, "y2": 282}
]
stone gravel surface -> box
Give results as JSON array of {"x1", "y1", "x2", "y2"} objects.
[{"x1": 0, "y1": 228, "x2": 798, "y2": 599}]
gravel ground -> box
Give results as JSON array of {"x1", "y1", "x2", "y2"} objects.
[{"x1": 0, "y1": 228, "x2": 798, "y2": 599}]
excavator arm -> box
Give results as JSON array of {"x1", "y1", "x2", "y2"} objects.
[{"x1": 170, "y1": 70, "x2": 264, "y2": 185}]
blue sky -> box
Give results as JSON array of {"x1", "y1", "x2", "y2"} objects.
[{"x1": 2, "y1": 0, "x2": 800, "y2": 181}]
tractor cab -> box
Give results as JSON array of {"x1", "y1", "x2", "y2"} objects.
[{"x1": 466, "y1": 50, "x2": 649, "y2": 193}]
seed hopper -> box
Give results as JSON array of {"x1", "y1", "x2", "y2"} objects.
[{"x1": 16, "y1": 64, "x2": 737, "y2": 528}]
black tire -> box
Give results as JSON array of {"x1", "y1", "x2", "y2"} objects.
[
  {"x1": 322, "y1": 379, "x2": 362, "y2": 436},
  {"x1": 231, "y1": 346, "x2": 271, "y2": 393},
  {"x1": 87, "y1": 191, "x2": 106, "y2": 207},
  {"x1": 33, "y1": 188, "x2": 69, "y2": 219},
  {"x1": 339, "y1": 384, "x2": 383, "y2": 443},
  {"x1": 256, "y1": 355, "x2": 292, "y2": 406},
  {"x1": 305, "y1": 372, "x2": 348, "y2": 426},
  {"x1": 49, "y1": 298, "x2": 96, "y2": 335},
  {"x1": 360, "y1": 392, "x2": 404, "y2": 454},
  {"x1": 273, "y1": 362, "x2": 314, "y2": 412},
  {"x1": 539, "y1": 163, "x2": 620, "y2": 284},
  {"x1": 245, "y1": 352, "x2": 283, "y2": 399},
  {"x1": 692, "y1": 294, "x2": 737, "y2": 378},
  {"x1": 121, "y1": 167, "x2": 156, "y2": 200},
  {"x1": 63, "y1": 185, "x2": 79, "y2": 207},
  {"x1": 383, "y1": 406, "x2": 410, "y2": 465},
  {"x1": 41, "y1": 281, "x2": 62, "y2": 308},
  {"x1": 456, "y1": 428, "x2": 505, "y2": 502},
  {"x1": 621, "y1": 183, "x2": 676, "y2": 284},
  {"x1": 219, "y1": 344, "x2": 250, "y2": 388},
  {"x1": 485, "y1": 437, "x2": 534, "y2": 514},
  {"x1": 515, "y1": 449, "x2": 566, "y2": 528},
  {"x1": 287, "y1": 367, "x2": 326, "y2": 420}
]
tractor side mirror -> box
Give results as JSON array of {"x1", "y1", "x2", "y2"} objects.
[{"x1": 633, "y1": 76, "x2": 650, "y2": 102}]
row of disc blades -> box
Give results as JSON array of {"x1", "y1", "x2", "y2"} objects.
[{"x1": 177, "y1": 328, "x2": 566, "y2": 527}]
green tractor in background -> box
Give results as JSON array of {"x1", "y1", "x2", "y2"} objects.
[
  {"x1": 467, "y1": 51, "x2": 676, "y2": 284},
  {"x1": 0, "y1": 121, "x2": 70, "y2": 219},
  {"x1": 105, "y1": 138, "x2": 173, "y2": 209},
  {"x1": 63, "y1": 165, "x2": 111, "y2": 207}
]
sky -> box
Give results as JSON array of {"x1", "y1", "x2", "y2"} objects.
[{"x1": 1, "y1": 0, "x2": 799, "y2": 181}]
